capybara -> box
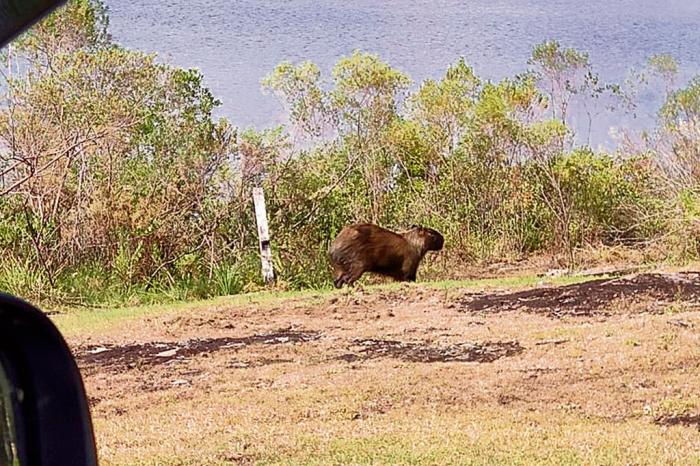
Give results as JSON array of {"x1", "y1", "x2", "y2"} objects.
[{"x1": 328, "y1": 223, "x2": 444, "y2": 288}]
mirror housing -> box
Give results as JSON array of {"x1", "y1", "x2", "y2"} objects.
[
  {"x1": 0, "y1": 2, "x2": 94, "y2": 463},
  {"x1": 0, "y1": 0, "x2": 67, "y2": 47},
  {"x1": 0, "y1": 293, "x2": 98, "y2": 466}
]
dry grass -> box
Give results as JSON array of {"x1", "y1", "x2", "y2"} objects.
[{"x1": 60, "y1": 271, "x2": 700, "y2": 465}]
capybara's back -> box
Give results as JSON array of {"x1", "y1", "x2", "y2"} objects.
[{"x1": 329, "y1": 223, "x2": 443, "y2": 288}]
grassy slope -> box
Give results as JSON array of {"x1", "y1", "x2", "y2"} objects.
[
  {"x1": 52, "y1": 273, "x2": 594, "y2": 338},
  {"x1": 59, "y1": 270, "x2": 700, "y2": 466}
]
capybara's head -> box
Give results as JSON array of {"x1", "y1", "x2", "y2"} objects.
[{"x1": 409, "y1": 225, "x2": 444, "y2": 251}]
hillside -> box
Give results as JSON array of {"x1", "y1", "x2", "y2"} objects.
[{"x1": 56, "y1": 270, "x2": 700, "y2": 465}]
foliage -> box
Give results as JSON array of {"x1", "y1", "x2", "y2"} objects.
[
  {"x1": 261, "y1": 61, "x2": 329, "y2": 138},
  {"x1": 0, "y1": 3, "x2": 695, "y2": 305}
]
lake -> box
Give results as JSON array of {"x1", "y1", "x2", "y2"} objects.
[{"x1": 104, "y1": 0, "x2": 700, "y2": 146}]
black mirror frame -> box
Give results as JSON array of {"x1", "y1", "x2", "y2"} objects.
[
  {"x1": 0, "y1": 293, "x2": 98, "y2": 466},
  {"x1": 0, "y1": 0, "x2": 67, "y2": 48},
  {"x1": 0, "y1": 1, "x2": 96, "y2": 464}
]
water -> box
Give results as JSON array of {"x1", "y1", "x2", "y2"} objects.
[{"x1": 104, "y1": 0, "x2": 700, "y2": 144}]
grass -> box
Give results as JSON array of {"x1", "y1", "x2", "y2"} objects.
[
  {"x1": 95, "y1": 401, "x2": 700, "y2": 466},
  {"x1": 52, "y1": 272, "x2": 604, "y2": 338},
  {"x1": 384, "y1": 271, "x2": 602, "y2": 291},
  {"x1": 51, "y1": 287, "x2": 333, "y2": 338},
  {"x1": 64, "y1": 268, "x2": 700, "y2": 466},
  {"x1": 253, "y1": 413, "x2": 699, "y2": 466}
]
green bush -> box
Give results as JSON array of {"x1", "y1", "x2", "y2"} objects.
[{"x1": 0, "y1": 3, "x2": 693, "y2": 305}]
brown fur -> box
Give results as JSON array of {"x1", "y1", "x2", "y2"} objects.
[{"x1": 328, "y1": 223, "x2": 444, "y2": 288}]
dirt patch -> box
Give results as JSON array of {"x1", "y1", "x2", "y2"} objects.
[
  {"x1": 654, "y1": 414, "x2": 700, "y2": 429},
  {"x1": 77, "y1": 329, "x2": 320, "y2": 370},
  {"x1": 336, "y1": 338, "x2": 523, "y2": 363},
  {"x1": 221, "y1": 454, "x2": 257, "y2": 466},
  {"x1": 459, "y1": 272, "x2": 700, "y2": 318},
  {"x1": 227, "y1": 358, "x2": 294, "y2": 369}
]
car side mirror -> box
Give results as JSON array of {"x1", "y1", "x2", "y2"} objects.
[
  {"x1": 0, "y1": 1, "x2": 93, "y2": 462},
  {"x1": 0, "y1": 0, "x2": 67, "y2": 47},
  {"x1": 0, "y1": 293, "x2": 98, "y2": 466}
]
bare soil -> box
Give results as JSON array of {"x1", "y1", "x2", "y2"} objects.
[
  {"x1": 334, "y1": 338, "x2": 523, "y2": 363},
  {"x1": 460, "y1": 272, "x2": 700, "y2": 318},
  {"x1": 655, "y1": 414, "x2": 700, "y2": 429},
  {"x1": 79, "y1": 330, "x2": 321, "y2": 371}
]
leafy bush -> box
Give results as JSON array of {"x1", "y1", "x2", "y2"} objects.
[{"x1": 0, "y1": 4, "x2": 693, "y2": 305}]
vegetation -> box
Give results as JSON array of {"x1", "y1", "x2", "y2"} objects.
[{"x1": 1, "y1": 1, "x2": 699, "y2": 306}]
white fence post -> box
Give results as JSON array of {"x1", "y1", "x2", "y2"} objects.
[{"x1": 252, "y1": 187, "x2": 275, "y2": 285}]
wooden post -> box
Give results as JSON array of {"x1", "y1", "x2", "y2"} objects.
[{"x1": 252, "y1": 187, "x2": 275, "y2": 285}]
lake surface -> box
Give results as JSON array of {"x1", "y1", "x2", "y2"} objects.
[{"x1": 104, "y1": 0, "x2": 700, "y2": 145}]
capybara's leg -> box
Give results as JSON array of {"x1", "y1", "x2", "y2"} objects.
[
  {"x1": 333, "y1": 271, "x2": 346, "y2": 289},
  {"x1": 332, "y1": 263, "x2": 347, "y2": 289},
  {"x1": 344, "y1": 266, "x2": 364, "y2": 287},
  {"x1": 403, "y1": 266, "x2": 418, "y2": 282}
]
